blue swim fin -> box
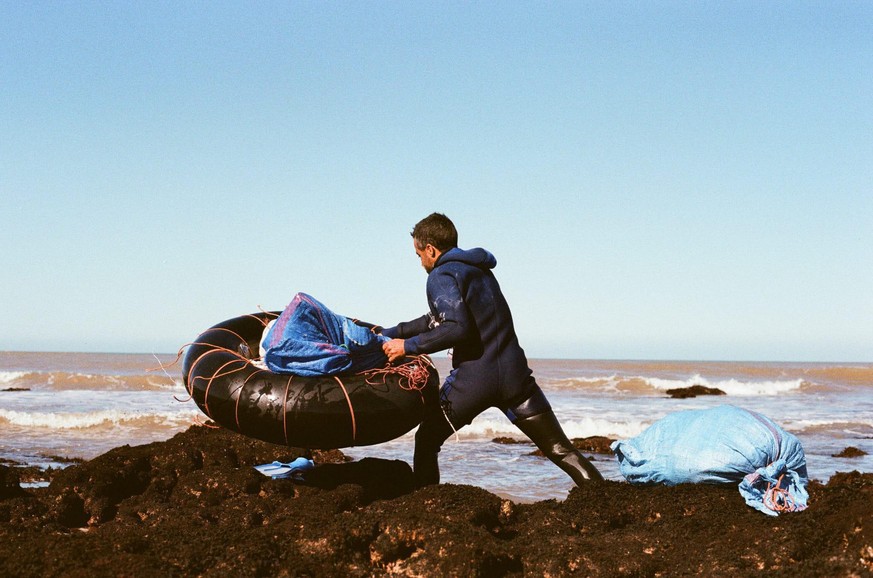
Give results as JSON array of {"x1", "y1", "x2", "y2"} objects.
[{"x1": 254, "y1": 457, "x2": 315, "y2": 480}]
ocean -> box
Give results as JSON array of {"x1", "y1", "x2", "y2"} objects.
[{"x1": 1, "y1": 351, "x2": 870, "y2": 503}]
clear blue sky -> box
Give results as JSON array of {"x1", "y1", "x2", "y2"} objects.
[{"x1": 1, "y1": 2, "x2": 871, "y2": 361}]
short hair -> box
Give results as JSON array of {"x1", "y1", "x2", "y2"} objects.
[{"x1": 411, "y1": 213, "x2": 458, "y2": 252}]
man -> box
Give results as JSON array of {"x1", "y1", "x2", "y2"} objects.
[{"x1": 380, "y1": 213, "x2": 602, "y2": 487}]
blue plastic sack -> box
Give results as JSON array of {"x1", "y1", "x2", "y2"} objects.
[
  {"x1": 262, "y1": 293, "x2": 388, "y2": 377},
  {"x1": 611, "y1": 405, "x2": 809, "y2": 515}
]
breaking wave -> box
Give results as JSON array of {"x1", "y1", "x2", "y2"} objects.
[
  {"x1": 544, "y1": 374, "x2": 805, "y2": 396},
  {"x1": 644, "y1": 375, "x2": 805, "y2": 396},
  {"x1": 0, "y1": 408, "x2": 199, "y2": 430},
  {"x1": 0, "y1": 370, "x2": 183, "y2": 392}
]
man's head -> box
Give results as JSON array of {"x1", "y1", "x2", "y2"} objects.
[{"x1": 411, "y1": 212, "x2": 457, "y2": 273}]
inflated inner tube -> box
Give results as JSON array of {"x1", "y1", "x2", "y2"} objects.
[{"x1": 182, "y1": 312, "x2": 439, "y2": 449}]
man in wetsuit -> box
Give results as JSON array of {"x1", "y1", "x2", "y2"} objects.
[{"x1": 381, "y1": 213, "x2": 603, "y2": 487}]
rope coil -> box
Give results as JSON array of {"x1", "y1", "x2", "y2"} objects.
[
  {"x1": 763, "y1": 473, "x2": 805, "y2": 513},
  {"x1": 358, "y1": 355, "x2": 434, "y2": 393}
]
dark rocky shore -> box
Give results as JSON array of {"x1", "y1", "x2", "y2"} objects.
[{"x1": 1, "y1": 426, "x2": 870, "y2": 577}]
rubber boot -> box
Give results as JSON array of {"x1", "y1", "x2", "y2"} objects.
[
  {"x1": 514, "y1": 411, "x2": 604, "y2": 484},
  {"x1": 412, "y1": 410, "x2": 453, "y2": 487},
  {"x1": 413, "y1": 446, "x2": 440, "y2": 487}
]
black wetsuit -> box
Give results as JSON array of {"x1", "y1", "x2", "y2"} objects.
[{"x1": 383, "y1": 247, "x2": 602, "y2": 486}]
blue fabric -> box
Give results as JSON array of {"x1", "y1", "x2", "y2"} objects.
[
  {"x1": 253, "y1": 457, "x2": 315, "y2": 480},
  {"x1": 611, "y1": 405, "x2": 809, "y2": 515},
  {"x1": 262, "y1": 293, "x2": 388, "y2": 376},
  {"x1": 381, "y1": 247, "x2": 538, "y2": 427}
]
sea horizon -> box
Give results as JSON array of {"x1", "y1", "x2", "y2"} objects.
[{"x1": 2, "y1": 348, "x2": 871, "y2": 365}]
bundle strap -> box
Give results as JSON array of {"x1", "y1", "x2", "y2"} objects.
[{"x1": 763, "y1": 473, "x2": 805, "y2": 513}]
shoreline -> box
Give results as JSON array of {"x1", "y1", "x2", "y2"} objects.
[{"x1": 1, "y1": 426, "x2": 870, "y2": 577}]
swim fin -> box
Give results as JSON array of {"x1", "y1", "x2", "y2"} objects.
[{"x1": 253, "y1": 457, "x2": 315, "y2": 480}]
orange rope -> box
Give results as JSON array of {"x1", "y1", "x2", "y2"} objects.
[
  {"x1": 763, "y1": 473, "x2": 802, "y2": 512},
  {"x1": 255, "y1": 306, "x2": 280, "y2": 320},
  {"x1": 209, "y1": 326, "x2": 250, "y2": 344},
  {"x1": 333, "y1": 375, "x2": 357, "y2": 444},
  {"x1": 202, "y1": 359, "x2": 249, "y2": 419},
  {"x1": 150, "y1": 346, "x2": 190, "y2": 400},
  {"x1": 182, "y1": 343, "x2": 253, "y2": 398},
  {"x1": 155, "y1": 315, "x2": 270, "y2": 413},
  {"x1": 150, "y1": 313, "x2": 271, "y2": 377},
  {"x1": 151, "y1": 325, "x2": 257, "y2": 379},
  {"x1": 193, "y1": 414, "x2": 221, "y2": 429},
  {"x1": 147, "y1": 346, "x2": 186, "y2": 373},
  {"x1": 358, "y1": 355, "x2": 433, "y2": 394}
]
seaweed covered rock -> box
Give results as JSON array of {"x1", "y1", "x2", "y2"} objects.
[
  {"x1": 0, "y1": 426, "x2": 870, "y2": 577},
  {"x1": 0, "y1": 465, "x2": 26, "y2": 500}
]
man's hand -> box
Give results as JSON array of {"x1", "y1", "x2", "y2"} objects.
[{"x1": 382, "y1": 339, "x2": 406, "y2": 363}]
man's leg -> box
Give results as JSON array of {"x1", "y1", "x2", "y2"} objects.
[
  {"x1": 413, "y1": 413, "x2": 454, "y2": 486},
  {"x1": 412, "y1": 373, "x2": 456, "y2": 487},
  {"x1": 507, "y1": 387, "x2": 604, "y2": 484}
]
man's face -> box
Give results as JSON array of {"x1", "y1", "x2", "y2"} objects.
[{"x1": 414, "y1": 239, "x2": 439, "y2": 273}]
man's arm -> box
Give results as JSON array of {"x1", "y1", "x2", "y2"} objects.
[
  {"x1": 382, "y1": 315, "x2": 434, "y2": 363},
  {"x1": 403, "y1": 271, "x2": 470, "y2": 355},
  {"x1": 380, "y1": 314, "x2": 431, "y2": 339}
]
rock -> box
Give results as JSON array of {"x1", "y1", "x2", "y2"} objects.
[
  {"x1": 0, "y1": 465, "x2": 26, "y2": 500},
  {"x1": 832, "y1": 446, "x2": 868, "y2": 458},
  {"x1": 665, "y1": 384, "x2": 726, "y2": 398},
  {"x1": 570, "y1": 436, "x2": 616, "y2": 454},
  {"x1": 492, "y1": 437, "x2": 529, "y2": 445},
  {"x1": 0, "y1": 426, "x2": 870, "y2": 577},
  {"x1": 530, "y1": 436, "x2": 615, "y2": 457}
]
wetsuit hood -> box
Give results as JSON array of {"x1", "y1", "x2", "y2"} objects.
[{"x1": 435, "y1": 247, "x2": 497, "y2": 271}]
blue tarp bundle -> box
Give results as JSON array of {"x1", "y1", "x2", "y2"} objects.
[
  {"x1": 261, "y1": 293, "x2": 389, "y2": 377},
  {"x1": 611, "y1": 405, "x2": 809, "y2": 516}
]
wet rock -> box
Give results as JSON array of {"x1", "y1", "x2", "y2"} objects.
[
  {"x1": 48, "y1": 490, "x2": 88, "y2": 527},
  {"x1": 570, "y1": 436, "x2": 616, "y2": 454},
  {"x1": 665, "y1": 384, "x2": 726, "y2": 398},
  {"x1": 492, "y1": 436, "x2": 528, "y2": 444},
  {"x1": 303, "y1": 457, "x2": 416, "y2": 502},
  {"x1": 530, "y1": 436, "x2": 615, "y2": 457},
  {"x1": 832, "y1": 446, "x2": 868, "y2": 458},
  {"x1": 0, "y1": 465, "x2": 26, "y2": 500}
]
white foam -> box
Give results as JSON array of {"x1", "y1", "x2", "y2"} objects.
[
  {"x1": 0, "y1": 408, "x2": 199, "y2": 429},
  {"x1": 0, "y1": 371, "x2": 29, "y2": 385},
  {"x1": 791, "y1": 418, "x2": 873, "y2": 432},
  {"x1": 451, "y1": 409, "x2": 648, "y2": 441},
  {"x1": 543, "y1": 372, "x2": 807, "y2": 396},
  {"x1": 645, "y1": 374, "x2": 804, "y2": 396},
  {"x1": 47, "y1": 372, "x2": 125, "y2": 386},
  {"x1": 559, "y1": 416, "x2": 649, "y2": 440}
]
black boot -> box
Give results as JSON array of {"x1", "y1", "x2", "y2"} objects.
[
  {"x1": 514, "y1": 411, "x2": 604, "y2": 484},
  {"x1": 413, "y1": 446, "x2": 440, "y2": 487},
  {"x1": 412, "y1": 407, "x2": 454, "y2": 487}
]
